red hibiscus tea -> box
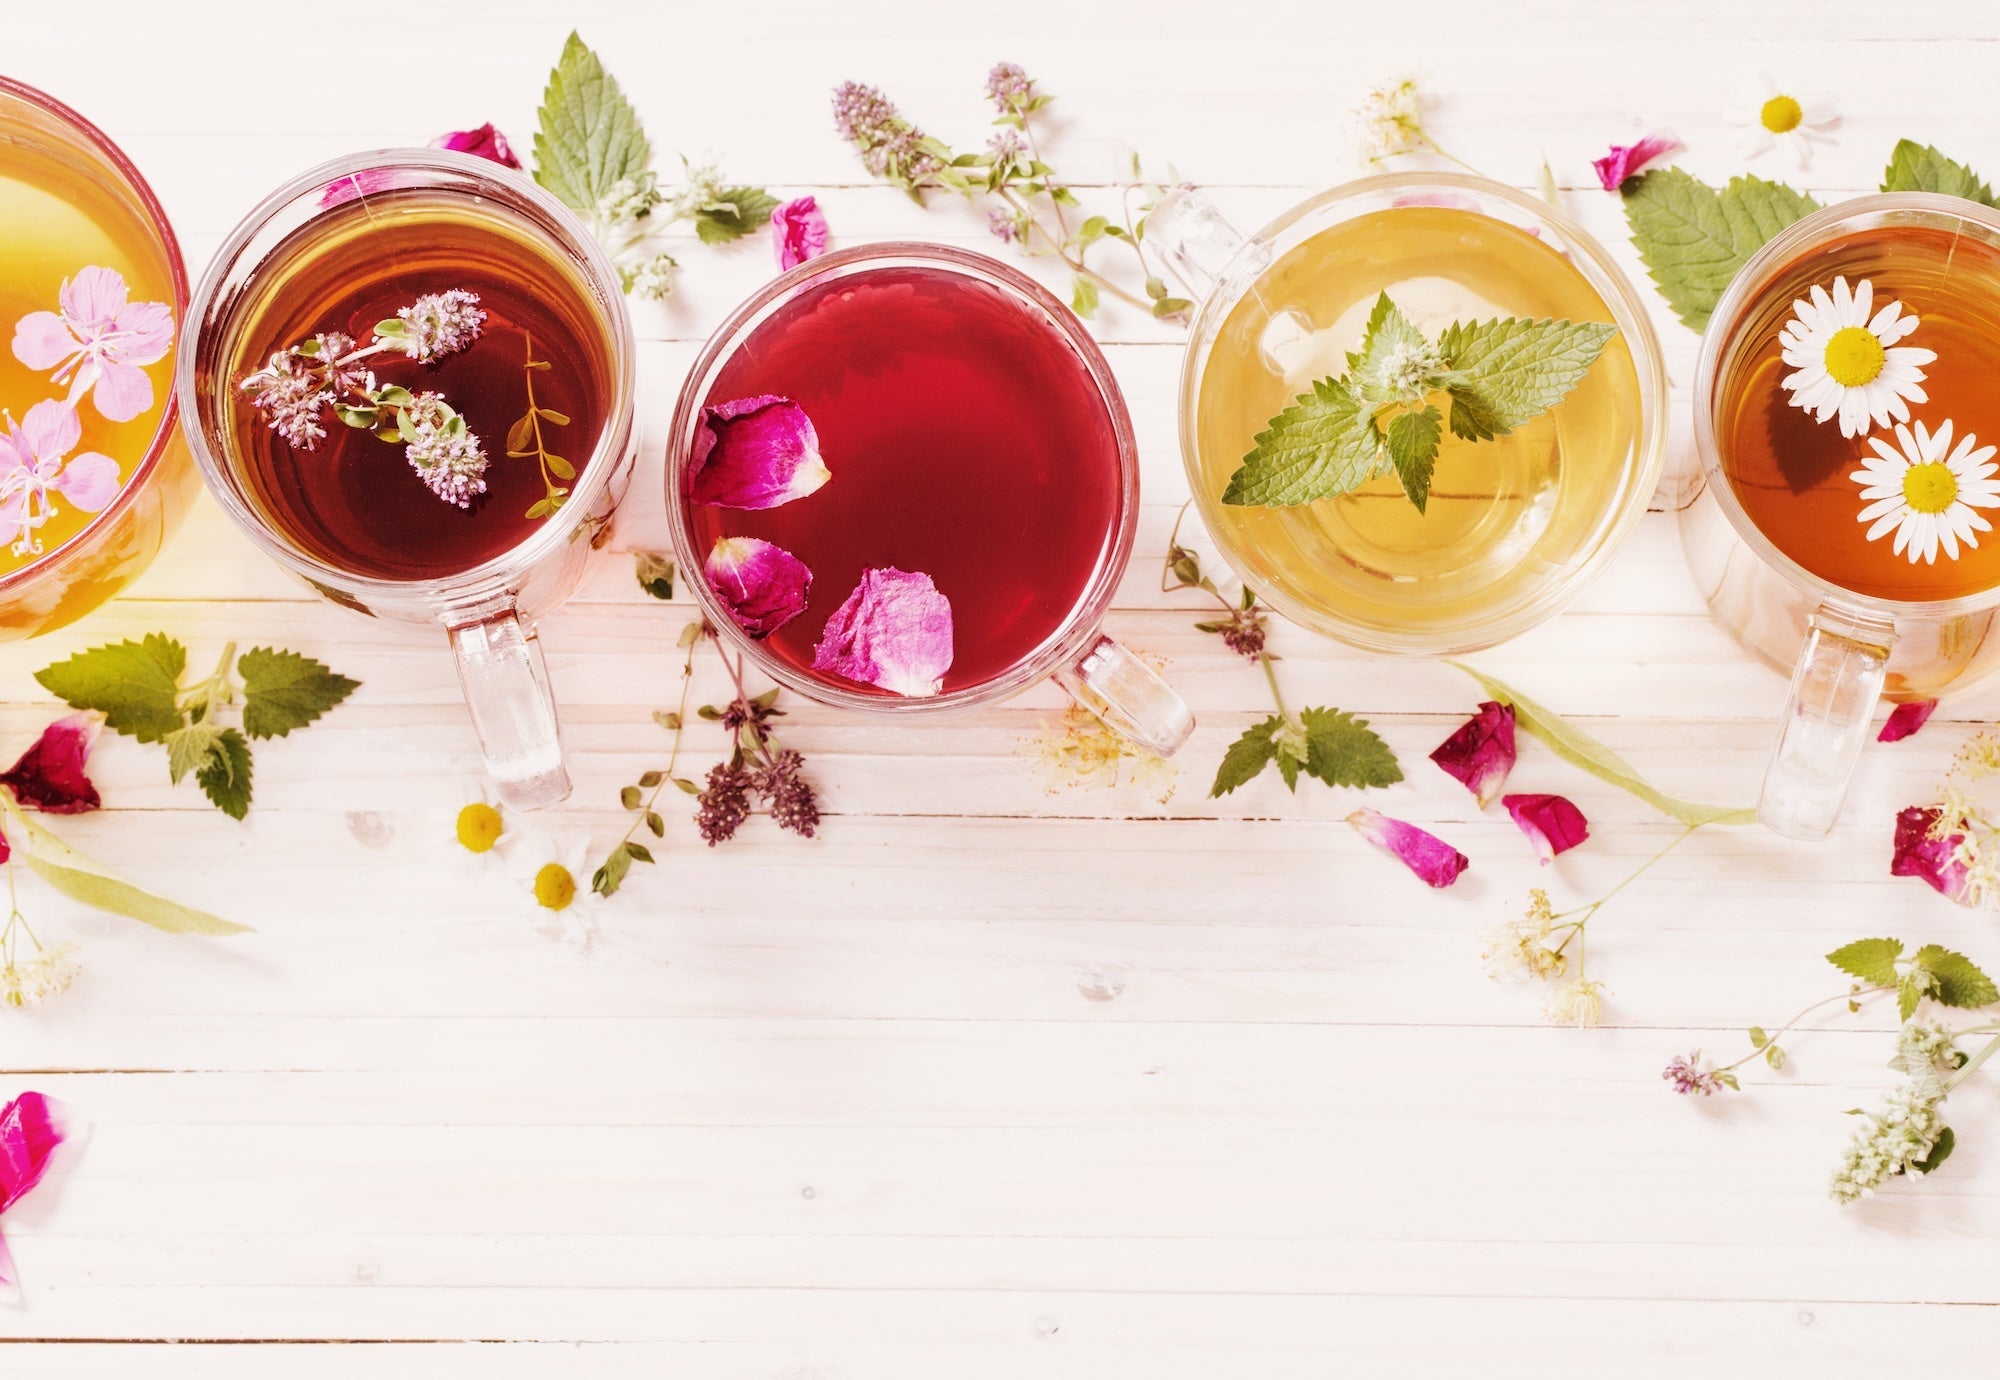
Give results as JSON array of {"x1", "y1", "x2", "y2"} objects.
[{"x1": 687, "y1": 261, "x2": 1126, "y2": 694}]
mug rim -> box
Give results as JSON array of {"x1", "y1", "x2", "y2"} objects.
[
  {"x1": 1693, "y1": 191, "x2": 2000, "y2": 620},
  {"x1": 1175, "y1": 170, "x2": 1672, "y2": 655},
  {"x1": 173, "y1": 147, "x2": 637, "y2": 606},
  {"x1": 665, "y1": 241, "x2": 1141, "y2": 714},
  {"x1": 0, "y1": 75, "x2": 189, "y2": 598}
]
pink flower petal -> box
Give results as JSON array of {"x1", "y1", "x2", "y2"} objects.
[
  {"x1": 89, "y1": 357, "x2": 155, "y2": 423},
  {"x1": 1502, "y1": 792, "x2": 1590, "y2": 865},
  {"x1": 0, "y1": 1091, "x2": 63, "y2": 1214},
  {"x1": 0, "y1": 713, "x2": 101, "y2": 815},
  {"x1": 772, "y1": 196, "x2": 831, "y2": 272},
  {"x1": 1878, "y1": 699, "x2": 1939, "y2": 743},
  {"x1": 108, "y1": 299, "x2": 175, "y2": 366},
  {"x1": 813, "y1": 567, "x2": 954, "y2": 697},
  {"x1": 319, "y1": 169, "x2": 399, "y2": 208},
  {"x1": 688, "y1": 395, "x2": 831, "y2": 509},
  {"x1": 52, "y1": 453, "x2": 121, "y2": 512},
  {"x1": 19, "y1": 399, "x2": 80, "y2": 466},
  {"x1": 1892, "y1": 805, "x2": 1975, "y2": 904},
  {"x1": 1346, "y1": 807, "x2": 1469, "y2": 888},
  {"x1": 1429, "y1": 700, "x2": 1517, "y2": 808},
  {"x1": 11, "y1": 310, "x2": 78, "y2": 372},
  {"x1": 706, "y1": 536, "x2": 812, "y2": 639},
  {"x1": 1592, "y1": 131, "x2": 1682, "y2": 191},
  {"x1": 58, "y1": 266, "x2": 129, "y2": 331},
  {"x1": 431, "y1": 123, "x2": 521, "y2": 169}
]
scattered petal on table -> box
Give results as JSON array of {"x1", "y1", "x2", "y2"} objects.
[
  {"x1": 1502, "y1": 792, "x2": 1591, "y2": 865},
  {"x1": 1878, "y1": 699, "x2": 1938, "y2": 743},
  {"x1": 1430, "y1": 700, "x2": 1516, "y2": 808},
  {"x1": 1347, "y1": 807, "x2": 1469, "y2": 888}
]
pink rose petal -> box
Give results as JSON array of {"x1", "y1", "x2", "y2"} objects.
[
  {"x1": 1592, "y1": 132, "x2": 1682, "y2": 191},
  {"x1": 706, "y1": 536, "x2": 812, "y2": 639},
  {"x1": 431, "y1": 123, "x2": 521, "y2": 169},
  {"x1": 1429, "y1": 700, "x2": 1517, "y2": 808},
  {"x1": 813, "y1": 567, "x2": 954, "y2": 697},
  {"x1": 772, "y1": 196, "x2": 831, "y2": 271},
  {"x1": 1347, "y1": 807, "x2": 1469, "y2": 888},
  {"x1": 1878, "y1": 699, "x2": 1938, "y2": 743},
  {"x1": 0, "y1": 713, "x2": 103, "y2": 815},
  {"x1": 1502, "y1": 792, "x2": 1590, "y2": 865},
  {"x1": 688, "y1": 395, "x2": 832, "y2": 510},
  {"x1": 1892, "y1": 805, "x2": 1974, "y2": 904},
  {"x1": 0, "y1": 1092, "x2": 62, "y2": 1214}
]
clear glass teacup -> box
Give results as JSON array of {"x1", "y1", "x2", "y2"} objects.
[
  {"x1": 1147, "y1": 173, "x2": 1669, "y2": 655},
  {"x1": 177, "y1": 151, "x2": 637, "y2": 809}
]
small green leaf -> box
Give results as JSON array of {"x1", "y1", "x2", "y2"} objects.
[
  {"x1": 34, "y1": 634, "x2": 188, "y2": 743},
  {"x1": 533, "y1": 31, "x2": 653, "y2": 215},
  {"x1": 620, "y1": 785, "x2": 642, "y2": 809},
  {"x1": 1748, "y1": 1026, "x2": 1769, "y2": 1048},
  {"x1": 637, "y1": 770, "x2": 664, "y2": 788},
  {"x1": 678, "y1": 620, "x2": 705, "y2": 648},
  {"x1": 538, "y1": 408, "x2": 571, "y2": 426},
  {"x1": 591, "y1": 843, "x2": 633, "y2": 898},
  {"x1": 633, "y1": 552, "x2": 675, "y2": 601},
  {"x1": 1298, "y1": 707, "x2": 1403, "y2": 790},
  {"x1": 1911, "y1": 944, "x2": 2000, "y2": 1008},
  {"x1": 624, "y1": 841, "x2": 655, "y2": 864},
  {"x1": 1076, "y1": 214, "x2": 1109, "y2": 247},
  {"x1": 1211, "y1": 716, "x2": 1281, "y2": 797},
  {"x1": 164, "y1": 721, "x2": 225, "y2": 785},
  {"x1": 506, "y1": 414, "x2": 535, "y2": 454},
  {"x1": 693, "y1": 187, "x2": 781, "y2": 244},
  {"x1": 1880, "y1": 140, "x2": 1999, "y2": 206},
  {"x1": 1911, "y1": 1124, "x2": 1956, "y2": 1175},
  {"x1": 1621, "y1": 168, "x2": 1821, "y2": 331},
  {"x1": 238, "y1": 647, "x2": 360, "y2": 740},
  {"x1": 1222, "y1": 376, "x2": 1384, "y2": 507},
  {"x1": 655, "y1": 712, "x2": 682, "y2": 731},
  {"x1": 4, "y1": 802, "x2": 248, "y2": 936},
  {"x1": 1827, "y1": 937, "x2": 1905, "y2": 987},
  {"x1": 1898, "y1": 974, "x2": 1924, "y2": 1022},
  {"x1": 1764, "y1": 1044, "x2": 1786, "y2": 1071},
  {"x1": 1440, "y1": 317, "x2": 1617, "y2": 441},
  {"x1": 544, "y1": 453, "x2": 576, "y2": 481},
  {"x1": 1071, "y1": 273, "x2": 1099, "y2": 318},
  {"x1": 645, "y1": 812, "x2": 665, "y2": 837},
  {"x1": 525, "y1": 499, "x2": 555, "y2": 520},
  {"x1": 195, "y1": 728, "x2": 253, "y2": 820},
  {"x1": 1384, "y1": 405, "x2": 1443, "y2": 512},
  {"x1": 673, "y1": 777, "x2": 701, "y2": 795},
  {"x1": 1152, "y1": 296, "x2": 1193, "y2": 318}
]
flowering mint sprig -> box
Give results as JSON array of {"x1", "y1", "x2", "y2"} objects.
[{"x1": 832, "y1": 65, "x2": 1189, "y2": 321}]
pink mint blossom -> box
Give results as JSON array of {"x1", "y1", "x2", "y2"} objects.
[
  {"x1": 772, "y1": 196, "x2": 831, "y2": 272},
  {"x1": 1592, "y1": 132, "x2": 1682, "y2": 191},
  {"x1": 1663, "y1": 1051, "x2": 1732, "y2": 1096},
  {"x1": 432, "y1": 124, "x2": 520, "y2": 169},
  {"x1": 1878, "y1": 699, "x2": 1939, "y2": 743},
  {"x1": 1502, "y1": 792, "x2": 1590, "y2": 865},
  {"x1": 0, "y1": 713, "x2": 103, "y2": 817},
  {"x1": 1891, "y1": 805, "x2": 1974, "y2": 904},
  {"x1": 0, "y1": 400, "x2": 123, "y2": 556},
  {"x1": 0, "y1": 1090, "x2": 64, "y2": 1294},
  {"x1": 12, "y1": 265, "x2": 173, "y2": 423},
  {"x1": 688, "y1": 395, "x2": 831, "y2": 510},
  {"x1": 1346, "y1": 807, "x2": 1469, "y2": 888},
  {"x1": 706, "y1": 536, "x2": 812, "y2": 639},
  {"x1": 1429, "y1": 700, "x2": 1517, "y2": 807},
  {"x1": 813, "y1": 567, "x2": 954, "y2": 697}
]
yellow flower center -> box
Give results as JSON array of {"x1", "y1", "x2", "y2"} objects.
[
  {"x1": 455, "y1": 802, "x2": 503, "y2": 853},
  {"x1": 1903, "y1": 462, "x2": 1960, "y2": 516},
  {"x1": 1823, "y1": 326, "x2": 1886, "y2": 388},
  {"x1": 1760, "y1": 95, "x2": 1804, "y2": 134},
  {"x1": 534, "y1": 862, "x2": 576, "y2": 911}
]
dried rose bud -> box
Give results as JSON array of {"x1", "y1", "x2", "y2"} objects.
[{"x1": 812, "y1": 567, "x2": 954, "y2": 698}]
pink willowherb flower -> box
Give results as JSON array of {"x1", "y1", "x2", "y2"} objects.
[
  {"x1": 432, "y1": 124, "x2": 520, "y2": 169},
  {"x1": 1347, "y1": 807, "x2": 1469, "y2": 888},
  {"x1": 0, "y1": 400, "x2": 122, "y2": 557},
  {"x1": 1663, "y1": 1051, "x2": 1733, "y2": 1096},
  {"x1": 1878, "y1": 699, "x2": 1939, "y2": 743},
  {"x1": 688, "y1": 395, "x2": 831, "y2": 510},
  {"x1": 772, "y1": 197, "x2": 831, "y2": 272},
  {"x1": 12, "y1": 266, "x2": 173, "y2": 423},
  {"x1": 1591, "y1": 132, "x2": 1682, "y2": 191},
  {"x1": 1891, "y1": 804, "x2": 1975, "y2": 904},
  {"x1": 0, "y1": 1090, "x2": 64, "y2": 1293},
  {"x1": 0, "y1": 713, "x2": 103, "y2": 817},
  {"x1": 706, "y1": 537, "x2": 812, "y2": 639},
  {"x1": 1502, "y1": 792, "x2": 1590, "y2": 865},
  {"x1": 1430, "y1": 700, "x2": 1517, "y2": 808},
  {"x1": 813, "y1": 567, "x2": 954, "y2": 697}
]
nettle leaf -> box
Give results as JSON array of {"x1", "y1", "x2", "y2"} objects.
[
  {"x1": 1448, "y1": 662, "x2": 1756, "y2": 827},
  {"x1": 3, "y1": 800, "x2": 247, "y2": 936},
  {"x1": 238, "y1": 647, "x2": 360, "y2": 740},
  {"x1": 1346, "y1": 293, "x2": 1432, "y2": 403},
  {"x1": 1622, "y1": 168, "x2": 1820, "y2": 331},
  {"x1": 34, "y1": 633, "x2": 188, "y2": 743},
  {"x1": 1898, "y1": 974, "x2": 1925, "y2": 1022},
  {"x1": 694, "y1": 187, "x2": 780, "y2": 244},
  {"x1": 1827, "y1": 937, "x2": 1905, "y2": 987},
  {"x1": 1911, "y1": 944, "x2": 2000, "y2": 1009},
  {"x1": 1384, "y1": 405, "x2": 1443, "y2": 512},
  {"x1": 195, "y1": 728, "x2": 254, "y2": 821},
  {"x1": 164, "y1": 721, "x2": 226, "y2": 785},
  {"x1": 533, "y1": 31, "x2": 652, "y2": 216},
  {"x1": 1222, "y1": 376, "x2": 1383, "y2": 507},
  {"x1": 1297, "y1": 708, "x2": 1403, "y2": 790},
  {"x1": 1439, "y1": 317, "x2": 1618, "y2": 441},
  {"x1": 1880, "y1": 140, "x2": 1999, "y2": 207},
  {"x1": 1211, "y1": 716, "x2": 1282, "y2": 797}
]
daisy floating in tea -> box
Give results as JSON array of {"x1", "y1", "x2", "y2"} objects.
[
  {"x1": 1777, "y1": 275, "x2": 1933, "y2": 439},
  {"x1": 1851, "y1": 420, "x2": 2000, "y2": 566}
]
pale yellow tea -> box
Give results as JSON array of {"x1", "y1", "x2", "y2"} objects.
[{"x1": 1192, "y1": 204, "x2": 1644, "y2": 648}]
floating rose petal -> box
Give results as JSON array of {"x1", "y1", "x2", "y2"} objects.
[
  {"x1": 0, "y1": 1090, "x2": 63, "y2": 1294},
  {"x1": 1429, "y1": 700, "x2": 1516, "y2": 807},
  {"x1": 706, "y1": 537, "x2": 812, "y2": 639},
  {"x1": 431, "y1": 124, "x2": 521, "y2": 169},
  {"x1": 813, "y1": 567, "x2": 954, "y2": 697},
  {"x1": 1878, "y1": 699, "x2": 1938, "y2": 743},
  {"x1": 1591, "y1": 131, "x2": 1682, "y2": 191},
  {"x1": 772, "y1": 196, "x2": 831, "y2": 271},
  {"x1": 688, "y1": 395, "x2": 831, "y2": 510},
  {"x1": 0, "y1": 712, "x2": 102, "y2": 816},
  {"x1": 1347, "y1": 807, "x2": 1469, "y2": 888},
  {"x1": 1891, "y1": 804, "x2": 1974, "y2": 904},
  {"x1": 1502, "y1": 792, "x2": 1590, "y2": 865}
]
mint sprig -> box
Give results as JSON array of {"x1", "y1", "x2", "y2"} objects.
[
  {"x1": 1211, "y1": 708, "x2": 1402, "y2": 798},
  {"x1": 1222, "y1": 293, "x2": 1616, "y2": 513},
  {"x1": 1827, "y1": 938, "x2": 2000, "y2": 1021}
]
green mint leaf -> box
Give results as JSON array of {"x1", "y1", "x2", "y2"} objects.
[
  {"x1": 237, "y1": 647, "x2": 360, "y2": 740},
  {"x1": 1222, "y1": 376, "x2": 1383, "y2": 507},
  {"x1": 1346, "y1": 293, "x2": 1434, "y2": 403},
  {"x1": 592, "y1": 842, "x2": 634, "y2": 898},
  {"x1": 1447, "y1": 662, "x2": 1756, "y2": 827},
  {"x1": 1211, "y1": 716, "x2": 1281, "y2": 797},
  {"x1": 1911, "y1": 1125, "x2": 1956, "y2": 1176},
  {"x1": 1621, "y1": 168, "x2": 1820, "y2": 331},
  {"x1": 1880, "y1": 140, "x2": 1998, "y2": 207},
  {"x1": 1911, "y1": 944, "x2": 2000, "y2": 1008},
  {"x1": 1298, "y1": 707, "x2": 1403, "y2": 790},
  {"x1": 2, "y1": 799, "x2": 248, "y2": 936},
  {"x1": 195, "y1": 728, "x2": 253, "y2": 821},
  {"x1": 1071, "y1": 273, "x2": 1100, "y2": 318},
  {"x1": 1439, "y1": 317, "x2": 1617, "y2": 441},
  {"x1": 164, "y1": 721, "x2": 226, "y2": 785},
  {"x1": 693, "y1": 186, "x2": 780, "y2": 245},
  {"x1": 1826, "y1": 937, "x2": 1905, "y2": 987},
  {"x1": 1384, "y1": 405, "x2": 1443, "y2": 512},
  {"x1": 533, "y1": 31, "x2": 652, "y2": 216},
  {"x1": 1898, "y1": 974, "x2": 1925, "y2": 1022},
  {"x1": 34, "y1": 634, "x2": 188, "y2": 743}
]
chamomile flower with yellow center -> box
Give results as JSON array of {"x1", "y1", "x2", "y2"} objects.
[
  {"x1": 1731, "y1": 75, "x2": 1837, "y2": 167},
  {"x1": 1852, "y1": 419, "x2": 2000, "y2": 564},
  {"x1": 505, "y1": 829, "x2": 599, "y2": 951},
  {"x1": 1779, "y1": 276, "x2": 1934, "y2": 438}
]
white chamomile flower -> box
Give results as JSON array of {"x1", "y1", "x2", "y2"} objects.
[
  {"x1": 1852, "y1": 419, "x2": 2000, "y2": 564},
  {"x1": 1730, "y1": 74, "x2": 1837, "y2": 167},
  {"x1": 1779, "y1": 276, "x2": 1935, "y2": 438},
  {"x1": 505, "y1": 828, "x2": 599, "y2": 952}
]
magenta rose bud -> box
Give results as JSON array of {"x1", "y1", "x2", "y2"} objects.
[
  {"x1": 1429, "y1": 700, "x2": 1517, "y2": 808},
  {"x1": 688, "y1": 395, "x2": 832, "y2": 510},
  {"x1": 1347, "y1": 807, "x2": 1469, "y2": 888},
  {"x1": 1878, "y1": 699, "x2": 1939, "y2": 743},
  {"x1": 1591, "y1": 131, "x2": 1681, "y2": 191},
  {"x1": 1891, "y1": 805, "x2": 1975, "y2": 904},
  {"x1": 1502, "y1": 792, "x2": 1590, "y2": 865},
  {"x1": 772, "y1": 196, "x2": 831, "y2": 271},
  {"x1": 706, "y1": 537, "x2": 812, "y2": 639},
  {"x1": 813, "y1": 567, "x2": 954, "y2": 697},
  {"x1": 0, "y1": 1090, "x2": 64, "y2": 1292},
  {"x1": 431, "y1": 124, "x2": 521, "y2": 169},
  {"x1": 0, "y1": 712, "x2": 102, "y2": 815}
]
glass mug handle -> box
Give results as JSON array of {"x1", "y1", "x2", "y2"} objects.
[
  {"x1": 1055, "y1": 635, "x2": 1195, "y2": 758},
  {"x1": 1145, "y1": 188, "x2": 1247, "y2": 298},
  {"x1": 448, "y1": 605, "x2": 572, "y2": 810},
  {"x1": 1759, "y1": 605, "x2": 1895, "y2": 839}
]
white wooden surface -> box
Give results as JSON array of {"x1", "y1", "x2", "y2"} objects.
[{"x1": 7, "y1": 1, "x2": 2000, "y2": 1372}]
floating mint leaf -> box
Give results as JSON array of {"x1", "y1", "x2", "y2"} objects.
[
  {"x1": 1880, "y1": 140, "x2": 1998, "y2": 207},
  {"x1": 1911, "y1": 944, "x2": 1999, "y2": 1009},
  {"x1": 195, "y1": 728, "x2": 254, "y2": 821},
  {"x1": 1439, "y1": 317, "x2": 1617, "y2": 442},
  {"x1": 693, "y1": 186, "x2": 781, "y2": 245},
  {"x1": 1827, "y1": 937, "x2": 1905, "y2": 988},
  {"x1": 1384, "y1": 405, "x2": 1443, "y2": 512},
  {"x1": 34, "y1": 634, "x2": 187, "y2": 744},
  {"x1": 533, "y1": 32, "x2": 652, "y2": 215},
  {"x1": 1621, "y1": 168, "x2": 1820, "y2": 331},
  {"x1": 238, "y1": 647, "x2": 359, "y2": 739},
  {"x1": 1211, "y1": 716, "x2": 1281, "y2": 797},
  {"x1": 1298, "y1": 707, "x2": 1402, "y2": 789},
  {"x1": 1222, "y1": 376, "x2": 1382, "y2": 507},
  {"x1": 1346, "y1": 293, "x2": 1434, "y2": 404}
]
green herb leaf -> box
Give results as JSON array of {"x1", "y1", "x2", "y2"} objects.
[
  {"x1": 1827, "y1": 937, "x2": 1905, "y2": 987},
  {"x1": 1911, "y1": 1124, "x2": 1956, "y2": 1175},
  {"x1": 533, "y1": 31, "x2": 652, "y2": 216},
  {"x1": 694, "y1": 186, "x2": 780, "y2": 244},
  {"x1": 238, "y1": 647, "x2": 360, "y2": 740},
  {"x1": 34, "y1": 634, "x2": 187, "y2": 743},
  {"x1": 1763, "y1": 1043, "x2": 1786, "y2": 1070},
  {"x1": 1071, "y1": 273, "x2": 1099, "y2": 318},
  {"x1": 1880, "y1": 140, "x2": 1999, "y2": 207},
  {"x1": 592, "y1": 842, "x2": 633, "y2": 898},
  {"x1": 624, "y1": 841, "x2": 655, "y2": 864},
  {"x1": 1298, "y1": 707, "x2": 1403, "y2": 789},
  {"x1": 1447, "y1": 662, "x2": 1757, "y2": 827},
  {"x1": 1211, "y1": 716, "x2": 1281, "y2": 797},
  {"x1": 164, "y1": 721, "x2": 226, "y2": 785},
  {"x1": 1621, "y1": 168, "x2": 1820, "y2": 331},
  {"x1": 1439, "y1": 317, "x2": 1618, "y2": 441},
  {"x1": 1222, "y1": 376, "x2": 1382, "y2": 507},
  {"x1": 1898, "y1": 974, "x2": 1925, "y2": 1022},
  {"x1": 195, "y1": 728, "x2": 254, "y2": 821},
  {"x1": 507, "y1": 413, "x2": 535, "y2": 455},
  {"x1": 1345, "y1": 293, "x2": 1431, "y2": 403},
  {"x1": 1748, "y1": 1026, "x2": 1769, "y2": 1048},
  {"x1": 2, "y1": 798, "x2": 248, "y2": 936},
  {"x1": 1384, "y1": 405, "x2": 1443, "y2": 512},
  {"x1": 1911, "y1": 944, "x2": 2000, "y2": 1009}
]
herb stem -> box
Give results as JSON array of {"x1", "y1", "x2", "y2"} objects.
[
  {"x1": 1943, "y1": 1031, "x2": 2000, "y2": 1095},
  {"x1": 1548, "y1": 825, "x2": 1700, "y2": 956},
  {"x1": 1715, "y1": 986, "x2": 1894, "y2": 1075},
  {"x1": 610, "y1": 625, "x2": 701, "y2": 860},
  {"x1": 998, "y1": 186, "x2": 1152, "y2": 311}
]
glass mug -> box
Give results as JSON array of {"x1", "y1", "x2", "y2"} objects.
[
  {"x1": 177, "y1": 151, "x2": 637, "y2": 809},
  {"x1": 1688, "y1": 194, "x2": 2000, "y2": 839},
  {"x1": 666, "y1": 242, "x2": 1193, "y2": 755},
  {"x1": 1147, "y1": 173, "x2": 1670, "y2": 655},
  {"x1": 0, "y1": 77, "x2": 201, "y2": 638}
]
